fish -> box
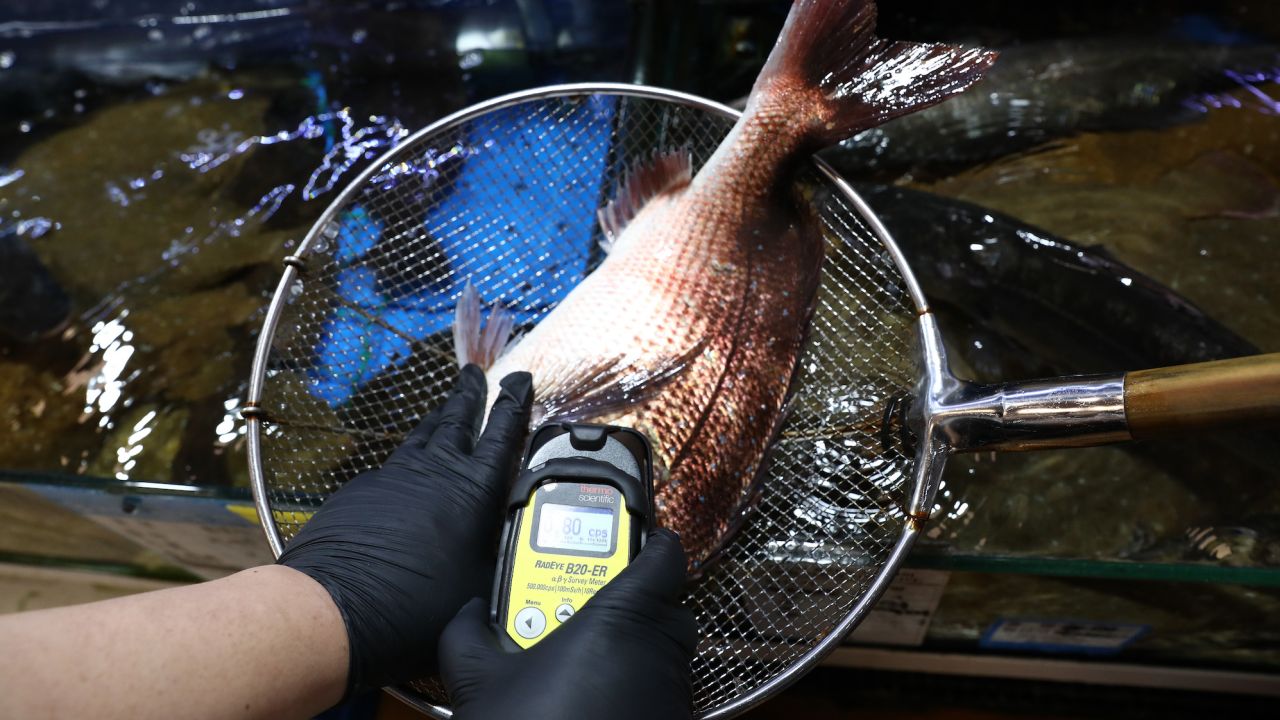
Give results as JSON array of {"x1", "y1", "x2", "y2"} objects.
[
  {"x1": 822, "y1": 39, "x2": 1280, "y2": 180},
  {"x1": 853, "y1": 183, "x2": 1259, "y2": 375},
  {"x1": 455, "y1": 0, "x2": 997, "y2": 571},
  {"x1": 857, "y1": 183, "x2": 1280, "y2": 517},
  {"x1": 0, "y1": 224, "x2": 71, "y2": 343},
  {"x1": 1112, "y1": 511, "x2": 1280, "y2": 569},
  {"x1": 1177, "y1": 517, "x2": 1280, "y2": 567}
]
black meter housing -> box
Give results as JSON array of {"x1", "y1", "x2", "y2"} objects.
[{"x1": 491, "y1": 422, "x2": 654, "y2": 649}]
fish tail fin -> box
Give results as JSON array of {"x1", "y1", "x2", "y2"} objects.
[
  {"x1": 754, "y1": 0, "x2": 998, "y2": 147},
  {"x1": 453, "y1": 281, "x2": 514, "y2": 370}
]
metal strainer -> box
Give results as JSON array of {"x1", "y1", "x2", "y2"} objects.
[{"x1": 245, "y1": 84, "x2": 1280, "y2": 718}]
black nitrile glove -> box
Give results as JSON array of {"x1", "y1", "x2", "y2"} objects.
[
  {"x1": 439, "y1": 529, "x2": 697, "y2": 720},
  {"x1": 278, "y1": 364, "x2": 533, "y2": 696}
]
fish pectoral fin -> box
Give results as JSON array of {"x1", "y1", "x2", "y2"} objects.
[
  {"x1": 538, "y1": 339, "x2": 707, "y2": 423},
  {"x1": 452, "y1": 280, "x2": 516, "y2": 370},
  {"x1": 596, "y1": 148, "x2": 693, "y2": 252}
]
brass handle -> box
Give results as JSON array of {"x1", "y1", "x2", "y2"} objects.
[{"x1": 1124, "y1": 353, "x2": 1280, "y2": 439}]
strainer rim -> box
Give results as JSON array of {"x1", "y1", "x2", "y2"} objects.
[{"x1": 244, "y1": 82, "x2": 934, "y2": 719}]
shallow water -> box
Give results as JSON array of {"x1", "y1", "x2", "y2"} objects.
[
  {"x1": 0, "y1": 0, "x2": 630, "y2": 485},
  {"x1": 821, "y1": 3, "x2": 1280, "y2": 569},
  {"x1": 905, "y1": 77, "x2": 1280, "y2": 566}
]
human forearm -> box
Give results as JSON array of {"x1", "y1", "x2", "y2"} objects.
[
  {"x1": 0, "y1": 564, "x2": 347, "y2": 720},
  {"x1": 0, "y1": 367, "x2": 536, "y2": 719}
]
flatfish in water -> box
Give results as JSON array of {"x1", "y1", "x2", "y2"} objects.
[
  {"x1": 0, "y1": 225, "x2": 71, "y2": 342},
  {"x1": 457, "y1": 0, "x2": 997, "y2": 571}
]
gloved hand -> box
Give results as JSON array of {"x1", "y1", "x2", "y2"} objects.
[
  {"x1": 440, "y1": 529, "x2": 697, "y2": 720},
  {"x1": 278, "y1": 364, "x2": 533, "y2": 697}
]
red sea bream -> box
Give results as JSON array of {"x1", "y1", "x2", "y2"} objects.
[{"x1": 457, "y1": 0, "x2": 997, "y2": 572}]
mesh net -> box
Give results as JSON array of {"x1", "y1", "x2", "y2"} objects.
[{"x1": 252, "y1": 90, "x2": 919, "y2": 716}]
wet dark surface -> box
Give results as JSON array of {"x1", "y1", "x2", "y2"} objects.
[
  {"x1": 733, "y1": 664, "x2": 1279, "y2": 720},
  {"x1": 819, "y1": 2, "x2": 1280, "y2": 570}
]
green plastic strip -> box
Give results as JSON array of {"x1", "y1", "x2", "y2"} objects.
[
  {"x1": 906, "y1": 551, "x2": 1280, "y2": 588},
  {"x1": 0, "y1": 551, "x2": 202, "y2": 583}
]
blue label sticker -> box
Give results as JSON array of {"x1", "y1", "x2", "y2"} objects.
[{"x1": 980, "y1": 618, "x2": 1150, "y2": 655}]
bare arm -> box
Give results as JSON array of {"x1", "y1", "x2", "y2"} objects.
[
  {"x1": 0, "y1": 368, "x2": 535, "y2": 718},
  {"x1": 0, "y1": 565, "x2": 347, "y2": 720}
]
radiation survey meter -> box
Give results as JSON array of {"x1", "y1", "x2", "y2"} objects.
[{"x1": 492, "y1": 422, "x2": 655, "y2": 648}]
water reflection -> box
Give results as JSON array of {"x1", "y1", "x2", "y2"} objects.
[
  {"x1": 0, "y1": 0, "x2": 632, "y2": 487},
  {"x1": 214, "y1": 396, "x2": 243, "y2": 447},
  {"x1": 82, "y1": 313, "x2": 136, "y2": 419},
  {"x1": 1187, "y1": 68, "x2": 1280, "y2": 114}
]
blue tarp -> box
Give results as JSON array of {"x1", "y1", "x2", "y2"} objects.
[{"x1": 309, "y1": 96, "x2": 617, "y2": 406}]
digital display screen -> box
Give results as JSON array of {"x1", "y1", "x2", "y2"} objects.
[{"x1": 536, "y1": 504, "x2": 614, "y2": 554}]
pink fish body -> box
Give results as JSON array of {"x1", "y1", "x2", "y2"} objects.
[{"x1": 459, "y1": 0, "x2": 997, "y2": 571}]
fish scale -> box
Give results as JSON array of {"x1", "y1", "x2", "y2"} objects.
[{"x1": 485, "y1": 159, "x2": 818, "y2": 568}]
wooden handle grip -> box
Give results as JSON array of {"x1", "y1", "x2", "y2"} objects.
[{"x1": 1124, "y1": 353, "x2": 1280, "y2": 439}]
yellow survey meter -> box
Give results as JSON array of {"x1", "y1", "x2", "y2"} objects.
[{"x1": 492, "y1": 422, "x2": 654, "y2": 649}]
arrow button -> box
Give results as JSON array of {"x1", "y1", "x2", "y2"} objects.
[{"x1": 513, "y1": 607, "x2": 546, "y2": 639}]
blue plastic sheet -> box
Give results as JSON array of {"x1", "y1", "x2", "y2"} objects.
[{"x1": 310, "y1": 96, "x2": 617, "y2": 406}]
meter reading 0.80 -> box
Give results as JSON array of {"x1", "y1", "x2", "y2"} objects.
[
  {"x1": 536, "y1": 504, "x2": 614, "y2": 554},
  {"x1": 492, "y1": 423, "x2": 654, "y2": 649}
]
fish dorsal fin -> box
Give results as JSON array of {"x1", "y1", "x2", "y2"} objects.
[{"x1": 597, "y1": 149, "x2": 693, "y2": 251}]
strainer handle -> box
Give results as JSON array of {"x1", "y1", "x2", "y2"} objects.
[
  {"x1": 921, "y1": 305, "x2": 1280, "y2": 453},
  {"x1": 1124, "y1": 352, "x2": 1280, "y2": 439}
]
